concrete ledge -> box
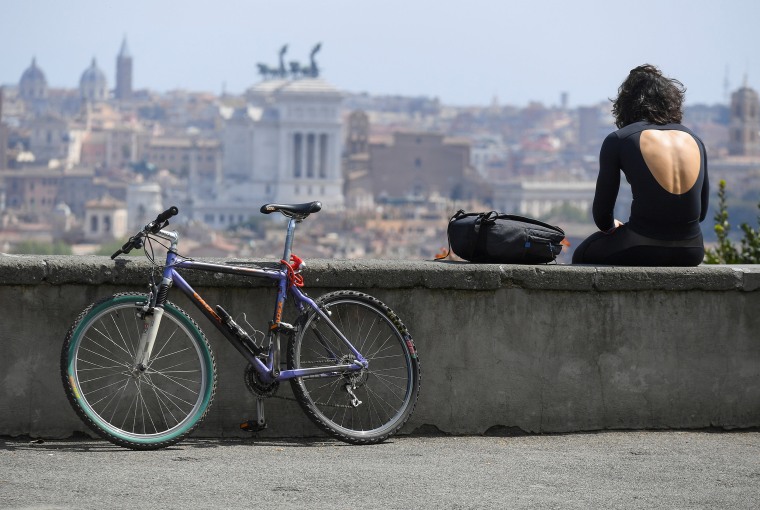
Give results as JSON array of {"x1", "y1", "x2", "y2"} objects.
[
  {"x1": 1, "y1": 254, "x2": 757, "y2": 291},
  {"x1": 1, "y1": 254, "x2": 758, "y2": 440}
]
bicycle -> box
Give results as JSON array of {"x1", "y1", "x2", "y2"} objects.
[{"x1": 61, "y1": 202, "x2": 421, "y2": 450}]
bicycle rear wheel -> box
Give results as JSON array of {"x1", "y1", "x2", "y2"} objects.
[
  {"x1": 61, "y1": 292, "x2": 216, "y2": 450},
  {"x1": 288, "y1": 290, "x2": 420, "y2": 444}
]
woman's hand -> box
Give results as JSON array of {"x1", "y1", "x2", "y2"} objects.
[{"x1": 604, "y1": 219, "x2": 623, "y2": 234}]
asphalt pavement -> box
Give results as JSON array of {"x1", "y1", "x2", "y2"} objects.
[{"x1": 1, "y1": 431, "x2": 759, "y2": 509}]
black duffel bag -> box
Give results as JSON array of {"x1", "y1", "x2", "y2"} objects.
[{"x1": 440, "y1": 210, "x2": 566, "y2": 264}]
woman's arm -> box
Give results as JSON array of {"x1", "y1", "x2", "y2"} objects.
[
  {"x1": 592, "y1": 132, "x2": 621, "y2": 232},
  {"x1": 699, "y1": 139, "x2": 709, "y2": 222}
]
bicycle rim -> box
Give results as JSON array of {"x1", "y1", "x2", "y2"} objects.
[
  {"x1": 289, "y1": 292, "x2": 420, "y2": 443},
  {"x1": 63, "y1": 294, "x2": 214, "y2": 448}
]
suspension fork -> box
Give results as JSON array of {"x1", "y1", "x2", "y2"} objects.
[{"x1": 132, "y1": 252, "x2": 177, "y2": 374}]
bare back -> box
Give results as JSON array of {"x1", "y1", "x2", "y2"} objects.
[
  {"x1": 639, "y1": 130, "x2": 701, "y2": 195},
  {"x1": 593, "y1": 121, "x2": 708, "y2": 240}
]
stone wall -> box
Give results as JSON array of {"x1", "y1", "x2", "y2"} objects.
[{"x1": 1, "y1": 254, "x2": 758, "y2": 438}]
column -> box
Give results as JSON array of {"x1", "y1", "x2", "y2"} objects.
[{"x1": 319, "y1": 133, "x2": 328, "y2": 178}]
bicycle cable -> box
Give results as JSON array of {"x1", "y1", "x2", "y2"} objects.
[{"x1": 142, "y1": 234, "x2": 194, "y2": 269}]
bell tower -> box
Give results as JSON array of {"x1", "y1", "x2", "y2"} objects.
[
  {"x1": 728, "y1": 78, "x2": 760, "y2": 157},
  {"x1": 115, "y1": 37, "x2": 133, "y2": 101}
]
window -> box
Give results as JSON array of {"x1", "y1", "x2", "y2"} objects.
[{"x1": 90, "y1": 215, "x2": 99, "y2": 232}]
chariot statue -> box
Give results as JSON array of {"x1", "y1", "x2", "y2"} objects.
[{"x1": 257, "y1": 43, "x2": 322, "y2": 80}]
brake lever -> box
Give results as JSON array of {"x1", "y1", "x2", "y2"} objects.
[{"x1": 110, "y1": 233, "x2": 145, "y2": 259}]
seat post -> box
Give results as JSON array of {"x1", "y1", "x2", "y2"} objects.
[{"x1": 281, "y1": 217, "x2": 298, "y2": 262}]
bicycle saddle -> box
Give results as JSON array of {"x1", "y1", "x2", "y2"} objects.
[{"x1": 260, "y1": 201, "x2": 322, "y2": 218}]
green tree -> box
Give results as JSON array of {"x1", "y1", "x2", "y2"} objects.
[
  {"x1": 704, "y1": 179, "x2": 760, "y2": 264},
  {"x1": 11, "y1": 240, "x2": 73, "y2": 255},
  {"x1": 96, "y1": 240, "x2": 142, "y2": 257},
  {"x1": 739, "y1": 204, "x2": 760, "y2": 262}
]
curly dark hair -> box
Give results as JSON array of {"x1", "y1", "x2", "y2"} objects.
[{"x1": 611, "y1": 64, "x2": 686, "y2": 128}]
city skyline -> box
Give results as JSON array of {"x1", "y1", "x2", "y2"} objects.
[{"x1": 2, "y1": 0, "x2": 759, "y2": 107}]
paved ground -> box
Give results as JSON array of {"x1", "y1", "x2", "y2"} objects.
[{"x1": 1, "y1": 431, "x2": 759, "y2": 509}]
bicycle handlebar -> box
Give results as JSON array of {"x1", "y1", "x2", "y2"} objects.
[
  {"x1": 154, "y1": 206, "x2": 179, "y2": 225},
  {"x1": 110, "y1": 206, "x2": 179, "y2": 259}
]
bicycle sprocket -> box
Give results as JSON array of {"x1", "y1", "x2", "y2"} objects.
[{"x1": 243, "y1": 363, "x2": 279, "y2": 398}]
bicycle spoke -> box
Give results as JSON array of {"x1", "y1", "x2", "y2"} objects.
[
  {"x1": 64, "y1": 295, "x2": 215, "y2": 447},
  {"x1": 289, "y1": 292, "x2": 419, "y2": 444}
]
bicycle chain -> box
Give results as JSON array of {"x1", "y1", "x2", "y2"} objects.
[{"x1": 244, "y1": 360, "x2": 356, "y2": 409}]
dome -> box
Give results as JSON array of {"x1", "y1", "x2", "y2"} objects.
[
  {"x1": 20, "y1": 58, "x2": 46, "y2": 83},
  {"x1": 79, "y1": 58, "x2": 108, "y2": 101},
  {"x1": 19, "y1": 57, "x2": 48, "y2": 100}
]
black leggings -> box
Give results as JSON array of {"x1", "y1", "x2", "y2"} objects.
[{"x1": 572, "y1": 225, "x2": 704, "y2": 266}]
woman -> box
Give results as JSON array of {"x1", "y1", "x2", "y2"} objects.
[{"x1": 572, "y1": 64, "x2": 709, "y2": 266}]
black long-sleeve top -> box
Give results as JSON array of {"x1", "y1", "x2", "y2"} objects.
[{"x1": 592, "y1": 121, "x2": 709, "y2": 240}]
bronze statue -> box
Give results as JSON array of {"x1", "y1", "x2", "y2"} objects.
[
  {"x1": 256, "y1": 43, "x2": 321, "y2": 80},
  {"x1": 278, "y1": 45, "x2": 288, "y2": 78},
  {"x1": 307, "y1": 43, "x2": 321, "y2": 78}
]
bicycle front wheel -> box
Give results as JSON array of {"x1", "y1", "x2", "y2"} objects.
[
  {"x1": 61, "y1": 293, "x2": 216, "y2": 450},
  {"x1": 288, "y1": 290, "x2": 420, "y2": 444}
]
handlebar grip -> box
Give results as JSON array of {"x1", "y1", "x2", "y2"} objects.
[
  {"x1": 155, "y1": 206, "x2": 179, "y2": 224},
  {"x1": 110, "y1": 250, "x2": 123, "y2": 260}
]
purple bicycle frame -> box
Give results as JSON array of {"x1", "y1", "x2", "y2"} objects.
[{"x1": 160, "y1": 252, "x2": 366, "y2": 384}]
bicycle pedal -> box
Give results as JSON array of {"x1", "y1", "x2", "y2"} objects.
[{"x1": 240, "y1": 420, "x2": 267, "y2": 432}]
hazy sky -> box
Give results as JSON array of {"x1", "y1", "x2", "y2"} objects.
[{"x1": 2, "y1": 0, "x2": 758, "y2": 107}]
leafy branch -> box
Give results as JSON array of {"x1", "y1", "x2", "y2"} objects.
[{"x1": 704, "y1": 179, "x2": 760, "y2": 264}]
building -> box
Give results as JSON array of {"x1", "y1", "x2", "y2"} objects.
[
  {"x1": 342, "y1": 110, "x2": 374, "y2": 210},
  {"x1": 194, "y1": 71, "x2": 345, "y2": 229},
  {"x1": 83, "y1": 195, "x2": 127, "y2": 242},
  {"x1": 18, "y1": 58, "x2": 48, "y2": 116},
  {"x1": 2, "y1": 167, "x2": 61, "y2": 217},
  {"x1": 728, "y1": 81, "x2": 760, "y2": 157},
  {"x1": 19, "y1": 58, "x2": 48, "y2": 102},
  {"x1": 126, "y1": 182, "x2": 163, "y2": 230},
  {"x1": 25, "y1": 114, "x2": 71, "y2": 164},
  {"x1": 493, "y1": 180, "x2": 632, "y2": 226},
  {"x1": 494, "y1": 181, "x2": 596, "y2": 219},
  {"x1": 79, "y1": 125, "x2": 141, "y2": 170},
  {"x1": 577, "y1": 105, "x2": 604, "y2": 153},
  {"x1": 79, "y1": 58, "x2": 108, "y2": 103},
  {"x1": 0, "y1": 88, "x2": 7, "y2": 170},
  {"x1": 140, "y1": 136, "x2": 221, "y2": 179},
  {"x1": 115, "y1": 37, "x2": 133, "y2": 101},
  {"x1": 369, "y1": 131, "x2": 476, "y2": 200}
]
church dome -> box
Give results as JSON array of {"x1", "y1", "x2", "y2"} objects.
[
  {"x1": 19, "y1": 57, "x2": 48, "y2": 100},
  {"x1": 79, "y1": 58, "x2": 108, "y2": 102}
]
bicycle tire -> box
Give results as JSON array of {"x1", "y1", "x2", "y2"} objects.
[
  {"x1": 61, "y1": 292, "x2": 216, "y2": 450},
  {"x1": 288, "y1": 290, "x2": 420, "y2": 444}
]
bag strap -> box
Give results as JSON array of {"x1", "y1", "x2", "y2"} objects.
[
  {"x1": 435, "y1": 209, "x2": 485, "y2": 260},
  {"x1": 473, "y1": 213, "x2": 492, "y2": 261},
  {"x1": 435, "y1": 209, "x2": 466, "y2": 260},
  {"x1": 492, "y1": 213, "x2": 565, "y2": 235}
]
